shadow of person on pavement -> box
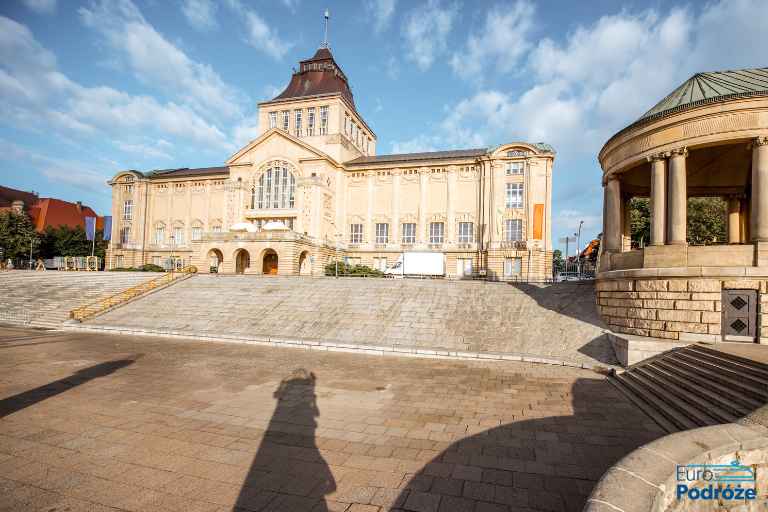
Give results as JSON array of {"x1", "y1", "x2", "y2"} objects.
[
  {"x1": 232, "y1": 368, "x2": 335, "y2": 511},
  {"x1": 0, "y1": 358, "x2": 138, "y2": 419},
  {"x1": 391, "y1": 377, "x2": 664, "y2": 512}
]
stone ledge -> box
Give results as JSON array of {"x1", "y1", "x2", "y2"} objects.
[
  {"x1": 62, "y1": 324, "x2": 612, "y2": 371},
  {"x1": 583, "y1": 423, "x2": 768, "y2": 512},
  {"x1": 608, "y1": 331, "x2": 693, "y2": 367},
  {"x1": 597, "y1": 267, "x2": 768, "y2": 280}
]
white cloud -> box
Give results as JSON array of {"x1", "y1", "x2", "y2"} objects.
[
  {"x1": 80, "y1": 0, "x2": 244, "y2": 120},
  {"x1": 450, "y1": 1, "x2": 535, "y2": 80},
  {"x1": 0, "y1": 15, "x2": 232, "y2": 152},
  {"x1": 366, "y1": 0, "x2": 397, "y2": 34},
  {"x1": 22, "y1": 0, "x2": 56, "y2": 14},
  {"x1": 181, "y1": 0, "x2": 218, "y2": 31},
  {"x1": 402, "y1": 0, "x2": 458, "y2": 71},
  {"x1": 244, "y1": 10, "x2": 291, "y2": 60},
  {"x1": 390, "y1": 135, "x2": 438, "y2": 154},
  {"x1": 115, "y1": 140, "x2": 173, "y2": 160},
  {"x1": 0, "y1": 138, "x2": 108, "y2": 192}
]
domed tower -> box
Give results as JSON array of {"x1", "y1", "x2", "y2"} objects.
[{"x1": 256, "y1": 25, "x2": 376, "y2": 163}]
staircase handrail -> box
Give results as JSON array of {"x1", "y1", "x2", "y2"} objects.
[{"x1": 70, "y1": 266, "x2": 197, "y2": 321}]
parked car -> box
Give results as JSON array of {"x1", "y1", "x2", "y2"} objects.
[{"x1": 555, "y1": 271, "x2": 581, "y2": 282}]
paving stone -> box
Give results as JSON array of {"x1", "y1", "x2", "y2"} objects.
[{"x1": 0, "y1": 326, "x2": 660, "y2": 512}]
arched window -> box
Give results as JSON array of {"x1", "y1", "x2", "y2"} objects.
[{"x1": 252, "y1": 161, "x2": 296, "y2": 209}]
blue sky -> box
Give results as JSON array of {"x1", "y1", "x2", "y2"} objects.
[{"x1": 0, "y1": 0, "x2": 765, "y2": 253}]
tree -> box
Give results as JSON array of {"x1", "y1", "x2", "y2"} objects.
[
  {"x1": 552, "y1": 249, "x2": 564, "y2": 273},
  {"x1": 687, "y1": 197, "x2": 726, "y2": 245},
  {"x1": 0, "y1": 211, "x2": 39, "y2": 261},
  {"x1": 39, "y1": 225, "x2": 108, "y2": 258},
  {"x1": 628, "y1": 196, "x2": 726, "y2": 246}
]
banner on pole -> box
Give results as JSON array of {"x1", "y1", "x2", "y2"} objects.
[
  {"x1": 85, "y1": 216, "x2": 96, "y2": 241},
  {"x1": 102, "y1": 216, "x2": 112, "y2": 241}
]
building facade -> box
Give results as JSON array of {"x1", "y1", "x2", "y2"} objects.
[{"x1": 106, "y1": 45, "x2": 555, "y2": 280}]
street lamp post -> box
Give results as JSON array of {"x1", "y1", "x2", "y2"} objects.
[
  {"x1": 169, "y1": 234, "x2": 175, "y2": 274},
  {"x1": 575, "y1": 220, "x2": 584, "y2": 278}
]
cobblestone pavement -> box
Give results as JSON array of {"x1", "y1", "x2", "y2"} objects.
[{"x1": 0, "y1": 327, "x2": 663, "y2": 512}]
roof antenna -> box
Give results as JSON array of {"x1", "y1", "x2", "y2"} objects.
[{"x1": 320, "y1": 9, "x2": 329, "y2": 49}]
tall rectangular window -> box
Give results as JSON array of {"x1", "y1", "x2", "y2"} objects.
[
  {"x1": 119, "y1": 226, "x2": 130, "y2": 244},
  {"x1": 504, "y1": 219, "x2": 523, "y2": 241},
  {"x1": 506, "y1": 183, "x2": 524, "y2": 208},
  {"x1": 191, "y1": 227, "x2": 202, "y2": 241},
  {"x1": 294, "y1": 110, "x2": 302, "y2": 137},
  {"x1": 319, "y1": 106, "x2": 328, "y2": 135},
  {"x1": 350, "y1": 223, "x2": 363, "y2": 244},
  {"x1": 281, "y1": 110, "x2": 290, "y2": 131},
  {"x1": 155, "y1": 226, "x2": 164, "y2": 244},
  {"x1": 211, "y1": 225, "x2": 221, "y2": 233},
  {"x1": 173, "y1": 227, "x2": 184, "y2": 245},
  {"x1": 375, "y1": 223, "x2": 389, "y2": 244},
  {"x1": 429, "y1": 222, "x2": 444, "y2": 244},
  {"x1": 307, "y1": 107, "x2": 315, "y2": 136},
  {"x1": 344, "y1": 114, "x2": 350, "y2": 135},
  {"x1": 506, "y1": 161, "x2": 524, "y2": 175},
  {"x1": 123, "y1": 200, "x2": 133, "y2": 221},
  {"x1": 401, "y1": 223, "x2": 416, "y2": 244},
  {"x1": 269, "y1": 111, "x2": 277, "y2": 129},
  {"x1": 458, "y1": 222, "x2": 474, "y2": 243},
  {"x1": 504, "y1": 257, "x2": 522, "y2": 276}
]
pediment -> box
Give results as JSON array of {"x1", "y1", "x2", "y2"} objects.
[{"x1": 226, "y1": 129, "x2": 339, "y2": 167}]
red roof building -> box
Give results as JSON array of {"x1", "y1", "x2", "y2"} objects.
[{"x1": 0, "y1": 185, "x2": 103, "y2": 232}]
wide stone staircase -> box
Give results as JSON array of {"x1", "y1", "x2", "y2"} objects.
[
  {"x1": 81, "y1": 275, "x2": 615, "y2": 367},
  {"x1": 609, "y1": 343, "x2": 768, "y2": 432},
  {"x1": 0, "y1": 271, "x2": 157, "y2": 329}
]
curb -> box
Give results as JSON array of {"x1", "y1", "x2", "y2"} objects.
[{"x1": 63, "y1": 324, "x2": 610, "y2": 372}]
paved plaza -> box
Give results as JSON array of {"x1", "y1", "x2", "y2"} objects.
[{"x1": 0, "y1": 326, "x2": 662, "y2": 512}]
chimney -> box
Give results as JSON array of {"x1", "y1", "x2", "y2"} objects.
[
  {"x1": 11, "y1": 200, "x2": 24, "y2": 214},
  {"x1": 76, "y1": 201, "x2": 82, "y2": 211}
]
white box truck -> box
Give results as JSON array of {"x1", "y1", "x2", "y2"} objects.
[{"x1": 384, "y1": 252, "x2": 445, "y2": 278}]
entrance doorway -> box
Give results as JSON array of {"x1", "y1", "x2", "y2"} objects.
[
  {"x1": 262, "y1": 250, "x2": 278, "y2": 275},
  {"x1": 298, "y1": 251, "x2": 310, "y2": 275},
  {"x1": 235, "y1": 249, "x2": 250, "y2": 274}
]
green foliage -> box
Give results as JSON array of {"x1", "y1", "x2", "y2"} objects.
[
  {"x1": 628, "y1": 196, "x2": 727, "y2": 246},
  {"x1": 687, "y1": 197, "x2": 726, "y2": 245},
  {"x1": 552, "y1": 249, "x2": 564, "y2": 273},
  {"x1": 138, "y1": 263, "x2": 165, "y2": 272},
  {"x1": 38, "y1": 225, "x2": 108, "y2": 259},
  {"x1": 324, "y1": 261, "x2": 385, "y2": 277},
  {"x1": 629, "y1": 198, "x2": 651, "y2": 247},
  {"x1": 0, "y1": 211, "x2": 39, "y2": 260}
]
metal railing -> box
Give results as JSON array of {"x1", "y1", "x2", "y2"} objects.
[{"x1": 70, "y1": 266, "x2": 197, "y2": 322}]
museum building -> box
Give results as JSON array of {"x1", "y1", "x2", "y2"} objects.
[{"x1": 106, "y1": 42, "x2": 555, "y2": 280}]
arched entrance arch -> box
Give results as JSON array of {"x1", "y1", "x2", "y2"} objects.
[
  {"x1": 262, "y1": 249, "x2": 278, "y2": 275},
  {"x1": 207, "y1": 249, "x2": 223, "y2": 273},
  {"x1": 234, "y1": 249, "x2": 250, "y2": 274},
  {"x1": 298, "y1": 251, "x2": 311, "y2": 275}
]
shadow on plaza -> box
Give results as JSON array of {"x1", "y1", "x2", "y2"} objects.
[
  {"x1": 509, "y1": 281, "x2": 618, "y2": 366},
  {"x1": 0, "y1": 358, "x2": 137, "y2": 419},
  {"x1": 389, "y1": 377, "x2": 664, "y2": 512},
  {"x1": 232, "y1": 368, "x2": 335, "y2": 511}
]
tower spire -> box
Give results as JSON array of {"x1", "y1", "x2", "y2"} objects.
[{"x1": 320, "y1": 9, "x2": 330, "y2": 49}]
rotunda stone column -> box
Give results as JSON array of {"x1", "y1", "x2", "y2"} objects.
[
  {"x1": 751, "y1": 137, "x2": 768, "y2": 242},
  {"x1": 667, "y1": 147, "x2": 688, "y2": 245},
  {"x1": 603, "y1": 175, "x2": 621, "y2": 252},
  {"x1": 647, "y1": 153, "x2": 667, "y2": 245},
  {"x1": 727, "y1": 197, "x2": 741, "y2": 244}
]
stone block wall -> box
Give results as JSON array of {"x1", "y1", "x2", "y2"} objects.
[{"x1": 597, "y1": 277, "x2": 768, "y2": 343}]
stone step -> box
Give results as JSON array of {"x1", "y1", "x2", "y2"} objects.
[
  {"x1": 686, "y1": 344, "x2": 768, "y2": 379},
  {"x1": 653, "y1": 358, "x2": 764, "y2": 411},
  {"x1": 667, "y1": 352, "x2": 768, "y2": 398},
  {"x1": 608, "y1": 374, "x2": 688, "y2": 433},
  {"x1": 633, "y1": 366, "x2": 740, "y2": 424}
]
